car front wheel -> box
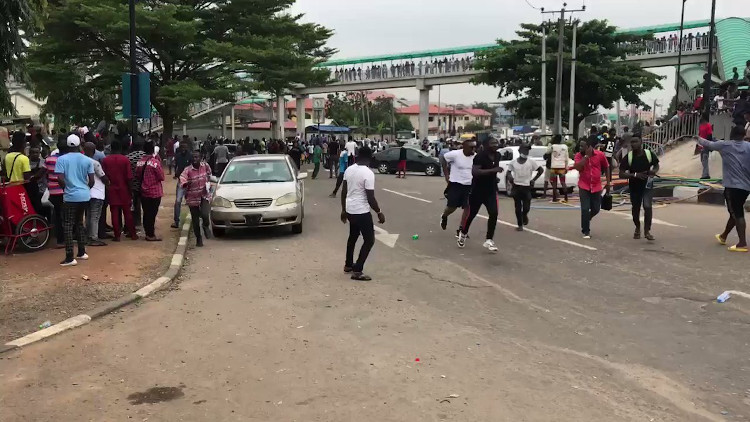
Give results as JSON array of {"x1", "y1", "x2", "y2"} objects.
[
  {"x1": 292, "y1": 222, "x2": 303, "y2": 234},
  {"x1": 377, "y1": 163, "x2": 389, "y2": 174},
  {"x1": 425, "y1": 164, "x2": 438, "y2": 176}
]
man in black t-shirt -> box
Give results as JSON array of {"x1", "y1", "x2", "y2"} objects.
[
  {"x1": 457, "y1": 138, "x2": 504, "y2": 252},
  {"x1": 397, "y1": 145, "x2": 407, "y2": 179},
  {"x1": 619, "y1": 136, "x2": 660, "y2": 240},
  {"x1": 328, "y1": 139, "x2": 340, "y2": 178}
]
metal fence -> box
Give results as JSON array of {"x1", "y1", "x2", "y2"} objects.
[{"x1": 642, "y1": 112, "x2": 699, "y2": 155}]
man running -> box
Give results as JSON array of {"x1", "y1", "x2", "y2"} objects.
[
  {"x1": 329, "y1": 147, "x2": 349, "y2": 198},
  {"x1": 507, "y1": 144, "x2": 544, "y2": 231},
  {"x1": 458, "y1": 138, "x2": 504, "y2": 251},
  {"x1": 340, "y1": 147, "x2": 385, "y2": 281},
  {"x1": 693, "y1": 126, "x2": 750, "y2": 252},
  {"x1": 619, "y1": 136, "x2": 659, "y2": 240},
  {"x1": 440, "y1": 138, "x2": 476, "y2": 238}
]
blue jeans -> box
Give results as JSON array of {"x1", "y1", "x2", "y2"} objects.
[
  {"x1": 174, "y1": 182, "x2": 186, "y2": 225},
  {"x1": 579, "y1": 189, "x2": 602, "y2": 235}
]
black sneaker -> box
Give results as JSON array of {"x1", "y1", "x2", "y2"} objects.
[
  {"x1": 523, "y1": 215, "x2": 529, "y2": 226},
  {"x1": 196, "y1": 238, "x2": 204, "y2": 247},
  {"x1": 170, "y1": 222, "x2": 179, "y2": 229},
  {"x1": 440, "y1": 215, "x2": 447, "y2": 230}
]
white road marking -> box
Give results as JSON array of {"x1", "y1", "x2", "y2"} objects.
[
  {"x1": 606, "y1": 211, "x2": 686, "y2": 228},
  {"x1": 382, "y1": 188, "x2": 433, "y2": 203},
  {"x1": 476, "y1": 215, "x2": 597, "y2": 251},
  {"x1": 379, "y1": 188, "x2": 596, "y2": 251},
  {"x1": 374, "y1": 225, "x2": 399, "y2": 248}
]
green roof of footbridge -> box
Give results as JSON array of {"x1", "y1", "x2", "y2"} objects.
[{"x1": 319, "y1": 18, "x2": 745, "y2": 68}]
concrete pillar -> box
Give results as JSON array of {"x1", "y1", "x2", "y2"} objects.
[
  {"x1": 230, "y1": 105, "x2": 235, "y2": 140},
  {"x1": 417, "y1": 85, "x2": 431, "y2": 141},
  {"x1": 276, "y1": 94, "x2": 285, "y2": 140},
  {"x1": 221, "y1": 110, "x2": 226, "y2": 138},
  {"x1": 295, "y1": 94, "x2": 308, "y2": 140},
  {"x1": 182, "y1": 123, "x2": 187, "y2": 136}
]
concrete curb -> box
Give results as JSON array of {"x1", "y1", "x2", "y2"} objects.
[{"x1": 1, "y1": 217, "x2": 193, "y2": 354}]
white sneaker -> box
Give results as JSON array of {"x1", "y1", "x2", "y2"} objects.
[
  {"x1": 457, "y1": 231, "x2": 467, "y2": 248},
  {"x1": 77, "y1": 253, "x2": 89, "y2": 260},
  {"x1": 582, "y1": 234, "x2": 591, "y2": 239},
  {"x1": 60, "y1": 259, "x2": 78, "y2": 267},
  {"x1": 483, "y1": 239, "x2": 498, "y2": 252}
]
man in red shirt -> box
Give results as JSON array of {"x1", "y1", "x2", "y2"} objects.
[
  {"x1": 135, "y1": 141, "x2": 165, "y2": 241},
  {"x1": 574, "y1": 138, "x2": 611, "y2": 239},
  {"x1": 102, "y1": 140, "x2": 138, "y2": 241},
  {"x1": 697, "y1": 115, "x2": 713, "y2": 179}
]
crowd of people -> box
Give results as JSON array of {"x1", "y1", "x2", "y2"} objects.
[
  {"x1": 331, "y1": 55, "x2": 476, "y2": 83},
  {"x1": 621, "y1": 31, "x2": 714, "y2": 55}
]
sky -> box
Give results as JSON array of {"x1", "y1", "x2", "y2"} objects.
[{"x1": 289, "y1": 0, "x2": 743, "y2": 112}]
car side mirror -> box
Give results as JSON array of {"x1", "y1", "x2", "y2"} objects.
[
  {"x1": 210, "y1": 175, "x2": 218, "y2": 183},
  {"x1": 298, "y1": 172, "x2": 308, "y2": 180}
]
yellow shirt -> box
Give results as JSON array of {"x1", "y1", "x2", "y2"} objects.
[{"x1": 4, "y1": 152, "x2": 31, "y2": 182}]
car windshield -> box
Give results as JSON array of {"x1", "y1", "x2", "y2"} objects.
[{"x1": 220, "y1": 159, "x2": 293, "y2": 184}]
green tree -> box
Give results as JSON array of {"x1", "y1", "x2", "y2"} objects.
[
  {"x1": 463, "y1": 121, "x2": 485, "y2": 132},
  {"x1": 27, "y1": 0, "x2": 333, "y2": 137},
  {"x1": 395, "y1": 115, "x2": 413, "y2": 131},
  {"x1": 1, "y1": 0, "x2": 46, "y2": 116},
  {"x1": 475, "y1": 20, "x2": 662, "y2": 136}
]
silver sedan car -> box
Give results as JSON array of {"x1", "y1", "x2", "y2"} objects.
[{"x1": 210, "y1": 155, "x2": 306, "y2": 236}]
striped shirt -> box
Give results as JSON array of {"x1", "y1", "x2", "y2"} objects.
[{"x1": 45, "y1": 154, "x2": 63, "y2": 196}]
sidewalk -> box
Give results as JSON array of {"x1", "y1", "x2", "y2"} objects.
[{"x1": 0, "y1": 182, "x2": 181, "y2": 344}]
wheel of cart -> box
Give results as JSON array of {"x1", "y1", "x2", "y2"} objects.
[{"x1": 0, "y1": 181, "x2": 51, "y2": 254}]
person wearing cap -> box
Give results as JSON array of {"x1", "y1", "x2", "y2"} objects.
[{"x1": 54, "y1": 134, "x2": 95, "y2": 266}]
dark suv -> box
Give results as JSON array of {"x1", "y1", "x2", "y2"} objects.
[{"x1": 370, "y1": 147, "x2": 440, "y2": 176}]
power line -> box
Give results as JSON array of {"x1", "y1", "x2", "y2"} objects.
[{"x1": 524, "y1": 0, "x2": 541, "y2": 10}]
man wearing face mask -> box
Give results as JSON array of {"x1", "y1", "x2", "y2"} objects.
[{"x1": 457, "y1": 138, "x2": 504, "y2": 252}]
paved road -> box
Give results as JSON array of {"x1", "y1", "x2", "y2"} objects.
[{"x1": 2, "y1": 169, "x2": 749, "y2": 421}]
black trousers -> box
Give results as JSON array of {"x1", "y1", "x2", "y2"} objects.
[
  {"x1": 141, "y1": 196, "x2": 161, "y2": 237},
  {"x1": 332, "y1": 173, "x2": 344, "y2": 194},
  {"x1": 132, "y1": 192, "x2": 142, "y2": 227},
  {"x1": 461, "y1": 189, "x2": 498, "y2": 240},
  {"x1": 512, "y1": 185, "x2": 532, "y2": 227},
  {"x1": 189, "y1": 199, "x2": 210, "y2": 241},
  {"x1": 629, "y1": 184, "x2": 653, "y2": 232},
  {"x1": 346, "y1": 212, "x2": 375, "y2": 273},
  {"x1": 48, "y1": 194, "x2": 65, "y2": 245},
  {"x1": 62, "y1": 201, "x2": 87, "y2": 260}
]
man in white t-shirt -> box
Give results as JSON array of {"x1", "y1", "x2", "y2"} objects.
[
  {"x1": 341, "y1": 146, "x2": 385, "y2": 281},
  {"x1": 440, "y1": 138, "x2": 476, "y2": 237},
  {"x1": 345, "y1": 137, "x2": 358, "y2": 166},
  {"x1": 84, "y1": 141, "x2": 110, "y2": 246},
  {"x1": 545, "y1": 134, "x2": 569, "y2": 202},
  {"x1": 507, "y1": 144, "x2": 544, "y2": 231}
]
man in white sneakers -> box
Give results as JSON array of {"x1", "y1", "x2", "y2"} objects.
[
  {"x1": 340, "y1": 146, "x2": 385, "y2": 281},
  {"x1": 440, "y1": 138, "x2": 476, "y2": 238}
]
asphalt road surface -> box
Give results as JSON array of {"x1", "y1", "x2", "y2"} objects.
[{"x1": 2, "y1": 170, "x2": 749, "y2": 421}]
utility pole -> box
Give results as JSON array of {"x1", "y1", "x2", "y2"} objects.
[
  {"x1": 128, "y1": 0, "x2": 138, "y2": 139},
  {"x1": 673, "y1": 0, "x2": 687, "y2": 112},
  {"x1": 540, "y1": 24, "x2": 547, "y2": 136},
  {"x1": 541, "y1": 2, "x2": 585, "y2": 136},
  {"x1": 568, "y1": 21, "x2": 578, "y2": 138},
  {"x1": 702, "y1": 0, "x2": 717, "y2": 117}
]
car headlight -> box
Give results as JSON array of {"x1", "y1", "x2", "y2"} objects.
[
  {"x1": 275, "y1": 192, "x2": 299, "y2": 206},
  {"x1": 212, "y1": 196, "x2": 233, "y2": 208}
]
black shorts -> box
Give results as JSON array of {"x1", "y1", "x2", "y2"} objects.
[
  {"x1": 445, "y1": 182, "x2": 472, "y2": 208},
  {"x1": 724, "y1": 187, "x2": 750, "y2": 219}
]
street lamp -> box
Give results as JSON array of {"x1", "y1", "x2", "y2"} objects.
[
  {"x1": 702, "y1": 0, "x2": 717, "y2": 116},
  {"x1": 128, "y1": 0, "x2": 138, "y2": 138}
]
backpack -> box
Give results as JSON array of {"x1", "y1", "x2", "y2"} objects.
[{"x1": 627, "y1": 149, "x2": 653, "y2": 166}]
